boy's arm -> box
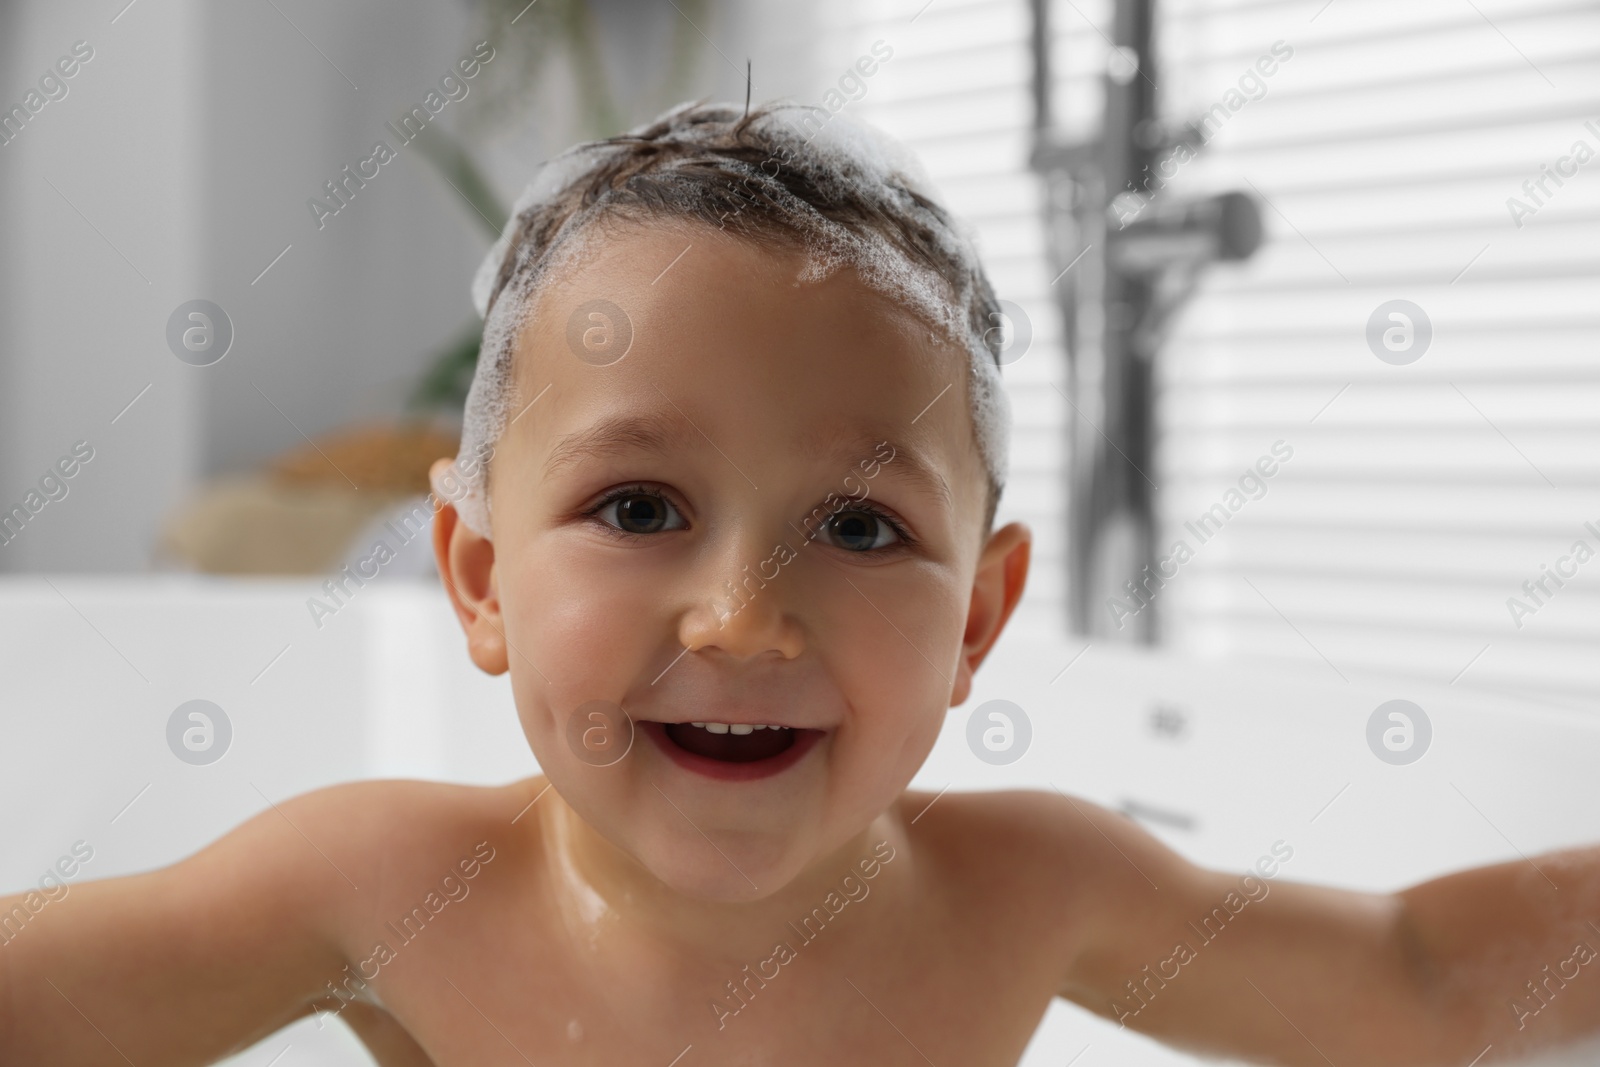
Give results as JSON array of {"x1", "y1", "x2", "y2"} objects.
[
  {"x1": 1051, "y1": 796, "x2": 1600, "y2": 1066},
  {"x1": 0, "y1": 784, "x2": 375, "y2": 1066}
]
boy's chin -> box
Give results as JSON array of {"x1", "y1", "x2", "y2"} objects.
[{"x1": 530, "y1": 765, "x2": 810, "y2": 900}]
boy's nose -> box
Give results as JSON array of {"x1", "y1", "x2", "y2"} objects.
[{"x1": 677, "y1": 543, "x2": 806, "y2": 661}]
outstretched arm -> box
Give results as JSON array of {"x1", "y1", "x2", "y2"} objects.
[
  {"x1": 0, "y1": 785, "x2": 371, "y2": 1066},
  {"x1": 1052, "y1": 796, "x2": 1600, "y2": 1066}
]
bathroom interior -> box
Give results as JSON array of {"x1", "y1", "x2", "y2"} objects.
[{"x1": 1, "y1": 0, "x2": 1598, "y2": 1062}]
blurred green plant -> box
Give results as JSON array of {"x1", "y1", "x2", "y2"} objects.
[{"x1": 407, "y1": 0, "x2": 710, "y2": 414}]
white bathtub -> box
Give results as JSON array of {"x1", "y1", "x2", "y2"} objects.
[{"x1": 3, "y1": 577, "x2": 1597, "y2": 1066}]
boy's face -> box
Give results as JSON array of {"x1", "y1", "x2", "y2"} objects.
[{"x1": 437, "y1": 222, "x2": 1029, "y2": 903}]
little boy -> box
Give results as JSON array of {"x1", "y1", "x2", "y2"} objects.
[{"x1": 3, "y1": 102, "x2": 1598, "y2": 1066}]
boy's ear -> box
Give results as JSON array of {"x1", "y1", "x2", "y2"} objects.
[
  {"x1": 430, "y1": 458, "x2": 509, "y2": 676},
  {"x1": 951, "y1": 521, "x2": 1031, "y2": 707}
]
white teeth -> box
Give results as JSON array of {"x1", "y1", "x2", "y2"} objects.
[
  {"x1": 729, "y1": 723, "x2": 753, "y2": 735},
  {"x1": 704, "y1": 722, "x2": 729, "y2": 734},
  {"x1": 691, "y1": 721, "x2": 706, "y2": 728},
  {"x1": 682, "y1": 721, "x2": 790, "y2": 732},
  {"x1": 751, "y1": 724, "x2": 767, "y2": 730}
]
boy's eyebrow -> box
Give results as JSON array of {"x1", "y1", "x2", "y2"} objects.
[
  {"x1": 809, "y1": 431, "x2": 953, "y2": 510},
  {"x1": 542, "y1": 411, "x2": 690, "y2": 479}
]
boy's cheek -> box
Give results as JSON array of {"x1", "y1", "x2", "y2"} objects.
[
  {"x1": 824, "y1": 607, "x2": 953, "y2": 755},
  {"x1": 500, "y1": 554, "x2": 670, "y2": 705},
  {"x1": 821, "y1": 570, "x2": 966, "y2": 693}
]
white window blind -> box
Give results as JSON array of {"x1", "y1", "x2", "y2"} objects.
[
  {"x1": 1148, "y1": 0, "x2": 1600, "y2": 712},
  {"x1": 822, "y1": 0, "x2": 1600, "y2": 714}
]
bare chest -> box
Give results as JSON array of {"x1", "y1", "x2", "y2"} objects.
[{"x1": 358, "y1": 869, "x2": 1065, "y2": 1066}]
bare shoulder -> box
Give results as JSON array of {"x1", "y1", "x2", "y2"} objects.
[
  {"x1": 893, "y1": 785, "x2": 1200, "y2": 941},
  {"x1": 891, "y1": 788, "x2": 1073, "y2": 907},
  {"x1": 894, "y1": 784, "x2": 1149, "y2": 875},
  {"x1": 282, "y1": 775, "x2": 542, "y2": 856},
  {"x1": 273, "y1": 775, "x2": 545, "y2": 918},
  {"x1": 142, "y1": 773, "x2": 544, "y2": 961},
  {"x1": 277, "y1": 774, "x2": 541, "y2": 835}
]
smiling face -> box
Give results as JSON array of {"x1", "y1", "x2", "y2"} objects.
[{"x1": 434, "y1": 220, "x2": 1029, "y2": 904}]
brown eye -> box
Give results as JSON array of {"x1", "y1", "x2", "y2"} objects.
[
  {"x1": 597, "y1": 492, "x2": 684, "y2": 535},
  {"x1": 821, "y1": 509, "x2": 898, "y2": 551}
]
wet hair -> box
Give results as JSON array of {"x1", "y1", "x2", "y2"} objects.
[{"x1": 453, "y1": 99, "x2": 1011, "y2": 536}]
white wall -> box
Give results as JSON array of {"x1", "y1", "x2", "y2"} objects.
[
  {"x1": 0, "y1": 0, "x2": 497, "y2": 573},
  {"x1": 0, "y1": 0, "x2": 203, "y2": 571},
  {"x1": 191, "y1": 0, "x2": 485, "y2": 479}
]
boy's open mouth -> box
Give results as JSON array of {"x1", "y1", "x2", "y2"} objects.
[
  {"x1": 639, "y1": 720, "x2": 826, "y2": 781},
  {"x1": 660, "y1": 721, "x2": 796, "y2": 762}
]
